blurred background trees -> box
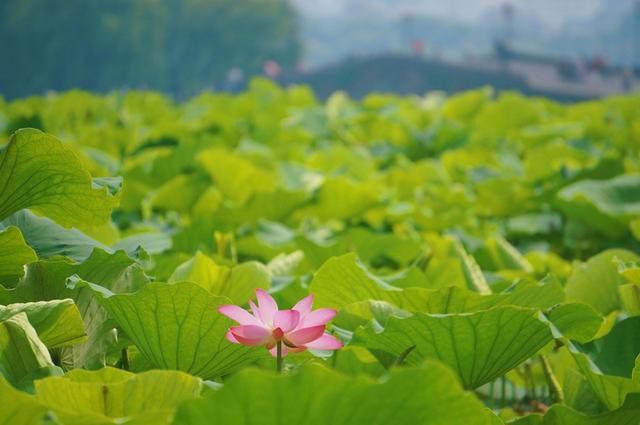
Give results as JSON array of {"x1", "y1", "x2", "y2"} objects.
[
  {"x1": 2, "y1": 0, "x2": 638, "y2": 101},
  {"x1": 0, "y1": 0, "x2": 300, "y2": 98}
]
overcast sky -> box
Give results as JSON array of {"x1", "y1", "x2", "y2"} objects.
[{"x1": 293, "y1": 0, "x2": 605, "y2": 30}]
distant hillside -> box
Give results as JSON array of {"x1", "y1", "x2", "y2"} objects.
[{"x1": 287, "y1": 54, "x2": 594, "y2": 102}]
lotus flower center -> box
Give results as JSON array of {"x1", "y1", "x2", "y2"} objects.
[{"x1": 272, "y1": 327, "x2": 284, "y2": 341}]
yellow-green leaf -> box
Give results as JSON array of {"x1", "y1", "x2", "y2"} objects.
[{"x1": 0, "y1": 129, "x2": 120, "y2": 229}]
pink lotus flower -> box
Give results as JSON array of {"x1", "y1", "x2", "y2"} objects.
[{"x1": 218, "y1": 289, "x2": 343, "y2": 357}]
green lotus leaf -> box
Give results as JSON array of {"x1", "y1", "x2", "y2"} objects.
[
  {"x1": 2, "y1": 210, "x2": 109, "y2": 261},
  {"x1": 309, "y1": 253, "x2": 431, "y2": 311},
  {"x1": 422, "y1": 279, "x2": 564, "y2": 314},
  {"x1": 556, "y1": 175, "x2": 640, "y2": 238},
  {"x1": 586, "y1": 317, "x2": 640, "y2": 378},
  {"x1": 343, "y1": 227, "x2": 423, "y2": 268},
  {"x1": 0, "y1": 299, "x2": 86, "y2": 348},
  {"x1": 266, "y1": 250, "x2": 304, "y2": 277},
  {"x1": 565, "y1": 249, "x2": 639, "y2": 315},
  {"x1": 545, "y1": 303, "x2": 603, "y2": 344},
  {"x1": 310, "y1": 176, "x2": 381, "y2": 221},
  {"x1": 0, "y1": 226, "x2": 36, "y2": 287},
  {"x1": 174, "y1": 361, "x2": 498, "y2": 425},
  {"x1": 332, "y1": 345, "x2": 387, "y2": 377},
  {"x1": 197, "y1": 147, "x2": 276, "y2": 205},
  {"x1": 0, "y1": 248, "x2": 148, "y2": 369},
  {"x1": 508, "y1": 393, "x2": 640, "y2": 425},
  {"x1": 149, "y1": 172, "x2": 211, "y2": 214},
  {"x1": 35, "y1": 367, "x2": 201, "y2": 425},
  {"x1": 113, "y1": 232, "x2": 172, "y2": 256},
  {"x1": 620, "y1": 284, "x2": 640, "y2": 316},
  {"x1": 335, "y1": 278, "x2": 564, "y2": 331},
  {"x1": 353, "y1": 306, "x2": 553, "y2": 389},
  {"x1": 212, "y1": 188, "x2": 307, "y2": 225},
  {"x1": 168, "y1": 251, "x2": 270, "y2": 304},
  {"x1": 0, "y1": 129, "x2": 120, "y2": 230},
  {"x1": 567, "y1": 342, "x2": 640, "y2": 410},
  {"x1": 294, "y1": 233, "x2": 349, "y2": 269},
  {"x1": 0, "y1": 376, "x2": 48, "y2": 425},
  {"x1": 70, "y1": 279, "x2": 268, "y2": 379},
  {"x1": 0, "y1": 312, "x2": 55, "y2": 387}
]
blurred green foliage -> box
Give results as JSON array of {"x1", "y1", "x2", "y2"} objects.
[{"x1": 2, "y1": 83, "x2": 640, "y2": 423}]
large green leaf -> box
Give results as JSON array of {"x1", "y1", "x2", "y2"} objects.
[
  {"x1": 620, "y1": 283, "x2": 640, "y2": 316},
  {"x1": 546, "y1": 303, "x2": 603, "y2": 344},
  {"x1": 310, "y1": 176, "x2": 380, "y2": 221},
  {"x1": 35, "y1": 367, "x2": 201, "y2": 425},
  {"x1": 508, "y1": 393, "x2": 640, "y2": 425},
  {"x1": 565, "y1": 249, "x2": 639, "y2": 315},
  {"x1": 0, "y1": 226, "x2": 36, "y2": 287},
  {"x1": 71, "y1": 279, "x2": 268, "y2": 379},
  {"x1": 0, "y1": 312, "x2": 55, "y2": 386},
  {"x1": 174, "y1": 361, "x2": 498, "y2": 425},
  {"x1": 0, "y1": 376, "x2": 48, "y2": 425},
  {"x1": 559, "y1": 366, "x2": 607, "y2": 416},
  {"x1": 0, "y1": 248, "x2": 148, "y2": 369},
  {"x1": 212, "y1": 188, "x2": 306, "y2": 225},
  {"x1": 343, "y1": 227, "x2": 423, "y2": 267},
  {"x1": 421, "y1": 279, "x2": 564, "y2": 314},
  {"x1": 309, "y1": 253, "x2": 430, "y2": 310},
  {"x1": 335, "y1": 280, "x2": 565, "y2": 331},
  {"x1": 332, "y1": 345, "x2": 387, "y2": 377},
  {"x1": 0, "y1": 129, "x2": 120, "y2": 229},
  {"x1": 334, "y1": 299, "x2": 412, "y2": 331},
  {"x1": 617, "y1": 259, "x2": 640, "y2": 316},
  {"x1": 2, "y1": 210, "x2": 109, "y2": 261},
  {"x1": 587, "y1": 317, "x2": 640, "y2": 378},
  {"x1": 197, "y1": 147, "x2": 276, "y2": 205},
  {"x1": 0, "y1": 299, "x2": 86, "y2": 348},
  {"x1": 168, "y1": 251, "x2": 270, "y2": 304},
  {"x1": 149, "y1": 172, "x2": 211, "y2": 214},
  {"x1": 113, "y1": 231, "x2": 172, "y2": 256},
  {"x1": 556, "y1": 175, "x2": 640, "y2": 238},
  {"x1": 568, "y1": 343, "x2": 640, "y2": 410},
  {"x1": 354, "y1": 306, "x2": 553, "y2": 389},
  {"x1": 419, "y1": 282, "x2": 602, "y2": 343}
]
